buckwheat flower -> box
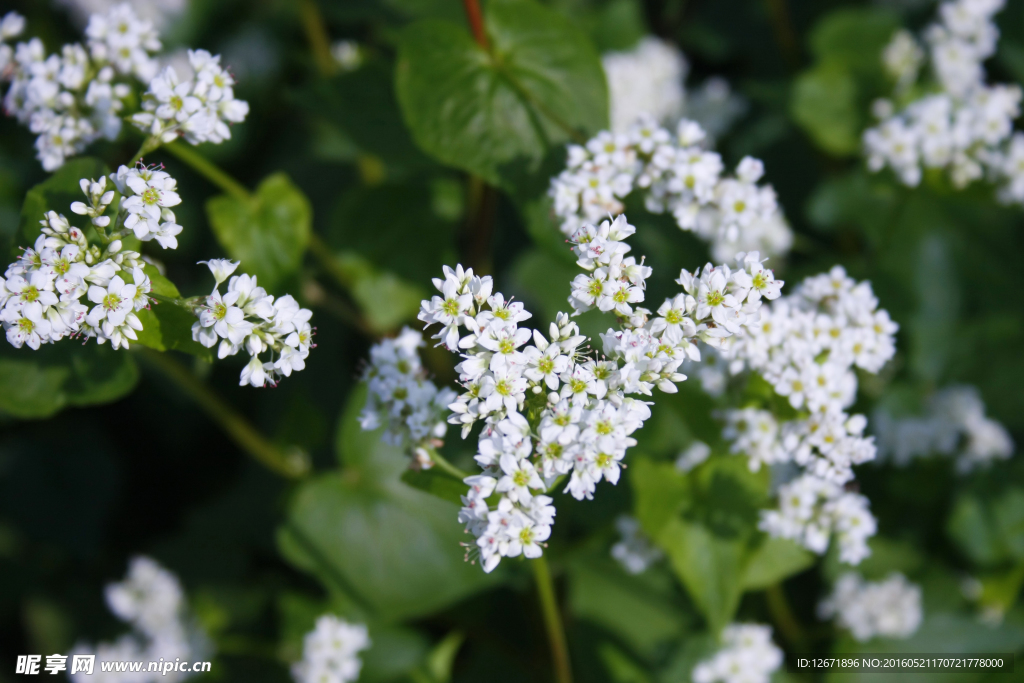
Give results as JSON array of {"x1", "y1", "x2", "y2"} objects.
[
  {"x1": 692, "y1": 623, "x2": 784, "y2": 683},
  {"x1": 2, "y1": 302, "x2": 51, "y2": 349},
  {"x1": 117, "y1": 164, "x2": 182, "y2": 240},
  {"x1": 0, "y1": 5, "x2": 162, "y2": 169},
  {"x1": 71, "y1": 555, "x2": 207, "y2": 683},
  {"x1": 199, "y1": 259, "x2": 239, "y2": 288},
  {"x1": 819, "y1": 573, "x2": 923, "y2": 642},
  {"x1": 865, "y1": 0, "x2": 1024, "y2": 203},
  {"x1": 610, "y1": 515, "x2": 662, "y2": 574},
  {"x1": 331, "y1": 40, "x2": 362, "y2": 72},
  {"x1": 550, "y1": 117, "x2": 792, "y2": 261},
  {"x1": 761, "y1": 474, "x2": 876, "y2": 564},
  {"x1": 874, "y1": 384, "x2": 1013, "y2": 471},
  {"x1": 603, "y1": 37, "x2": 687, "y2": 133},
  {"x1": 70, "y1": 177, "x2": 115, "y2": 227},
  {"x1": 239, "y1": 355, "x2": 272, "y2": 388},
  {"x1": 0, "y1": 12, "x2": 24, "y2": 41},
  {"x1": 86, "y1": 274, "x2": 136, "y2": 328},
  {"x1": 292, "y1": 615, "x2": 370, "y2": 683}
]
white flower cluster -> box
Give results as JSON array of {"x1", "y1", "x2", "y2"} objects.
[
  {"x1": 413, "y1": 215, "x2": 775, "y2": 572},
  {"x1": 0, "y1": 166, "x2": 178, "y2": 350},
  {"x1": 818, "y1": 572, "x2": 923, "y2": 642},
  {"x1": 762, "y1": 474, "x2": 876, "y2": 565},
  {"x1": 715, "y1": 266, "x2": 898, "y2": 563},
  {"x1": 874, "y1": 384, "x2": 1014, "y2": 472},
  {"x1": 0, "y1": 4, "x2": 249, "y2": 170},
  {"x1": 57, "y1": 0, "x2": 188, "y2": 31},
  {"x1": 131, "y1": 48, "x2": 249, "y2": 146},
  {"x1": 292, "y1": 615, "x2": 370, "y2": 683},
  {"x1": 0, "y1": 6, "x2": 160, "y2": 170},
  {"x1": 720, "y1": 267, "x2": 897, "y2": 483},
  {"x1": 191, "y1": 260, "x2": 314, "y2": 388},
  {"x1": 603, "y1": 37, "x2": 747, "y2": 144},
  {"x1": 549, "y1": 118, "x2": 791, "y2": 263},
  {"x1": 70, "y1": 556, "x2": 207, "y2": 683},
  {"x1": 610, "y1": 514, "x2": 663, "y2": 574},
  {"x1": 692, "y1": 623, "x2": 784, "y2": 683},
  {"x1": 358, "y1": 327, "x2": 456, "y2": 465},
  {"x1": 603, "y1": 37, "x2": 687, "y2": 135},
  {"x1": 864, "y1": 0, "x2": 1024, "y2": 204}
]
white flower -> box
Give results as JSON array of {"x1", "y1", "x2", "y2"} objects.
[
  {"x1": 199, "y1": 259, "x2": 239, "y2": 288},
  {"x1": 819, "y1": 573, "x2": 923, "y2": 642},
  {"x1": 292, "y1": 615, "x2": 370, "y2": 683},
  {"x1": 865, "y1": 0, "x2": 1024, "y2": 202},
  {"x1": 86, "y1": 275, "x2": 136, "y2": 328},
  {"x1": 611, "y1": 515, "x2": 662, "y2": 574},
  {"x1": 603, "y1": 37, "x2": 687, "y2": 133},
  {"x1": 692, "y1": 623, "x2": 783, "y2": 683},
  {"x1": 550, "y1": 116, "x2": 791, "y2": 262}
]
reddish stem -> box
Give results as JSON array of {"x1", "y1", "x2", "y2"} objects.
[{"x1": 462, "y1": 0, "x2": 490, "y2": 50}]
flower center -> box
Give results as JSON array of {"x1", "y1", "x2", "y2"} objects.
[
  {"x1": 102, "y1": 293, "x2": 122, "y2": 311},
  {"x1": 587, "y1": 280, "x2": 603, "y2": 297},
  {"x1": 498, "y1": 338, "x2": 515, "y2": 354},
  {"x1": 665, "y1": 310, "x2": 682, "y2": 324},
  {"x1": 20, "y1": 285, "x2": 39, "y2": 303},
  {"x1": 706, "y1": 290, "x2": 724, "y2": 307},
  {"x1": 142, "y1": 188, "x2": 161, "y2": 205},
  {"x1": 17, "y1": 317, "x2": 35, "y2": 333},
  {"x1": 538, "y1": 358, "x2": 554, "y2": 374},
  {"x1": 442, "y1": 298, "x2": 460, "y2": 317}
]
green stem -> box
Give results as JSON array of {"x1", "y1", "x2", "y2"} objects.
[
  {"x1": 532, "y1": 555, "x2": 573, "y2": 683},
  {"x1": 425, "y1": 446, "x2": 471, "y2": 480},
  {"x1": 305, "y1": 235, "x2": 375, "y2": 335},
  {"x1": 299, "y1": 0, "x2": 337, "y2": 77},
  {"x1": 763, "y1": 0, "x2": 801, "y2": 70},
  {"x1": 137, "y1": 347, "x2": 310, "y2": 478},
  {"x1": 766, "y1": 583, "x2": 806, "y2": 649},
  {"x1": 128, "y1": 135, "x2": 163, "y2": 167},
  {"x1": 162, "y1": 141, "x2": 250, "y2": 200}
]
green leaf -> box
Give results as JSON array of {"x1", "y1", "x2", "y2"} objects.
[
  {"x1": 630, "y1": 457, "x2": 688, "y2": 539},
  {"x1": 790, "y1": 62, "x2": 860, "y2": 156},
  {"x1": 17, "y1": 157, "x2": 110, "y2": 250},
  {"x1": 656, "y1": 517, "x2": 745, "y2": 633},
  {"x1": 143, "y1": 264, "x2": 181, "y2": 298},
  {"x1": 946, "y1": 488, "x2": 1024, "y2": 569},
  {"x1": 395, "y1": 0, "x2": 607, "y2": 190},
  {"x1": 568, "y1": 556, "x2": 689, "y2": 659},
  {"x1": 323, "y1": 251, "x2": 425, "y2": 334},
  {"x1": 0, "y1": 343, "x2": 138, "y2": 419},
  {"x1": 740, "y1": 537, "x2": 815, "y2": 591},
  {"x1": 808, "y1": 8, "x2": 899, "y2": 77},
  {"x1": 278, "y1": 387, "x2": 499, "y2": 622},
  {"x1": 400, "y1": 469, "x2": 466, "y2": 507},
  {"x1": 330, "y1": 182, "x2": 458, "y2": 285},
  {"x1": 134, "y1": 303, "x2": 212, "y2": 361},
  {"x1": 206, "y1": 173, "x2": 311, "y2": 292}
]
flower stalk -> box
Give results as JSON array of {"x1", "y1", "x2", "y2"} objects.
[
  {"x1": 532, "y1": 555, "x2": 572, "y2": 683},
  {"x1": 137, "y1": 347, "x2": 310, "y2": 478}
]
